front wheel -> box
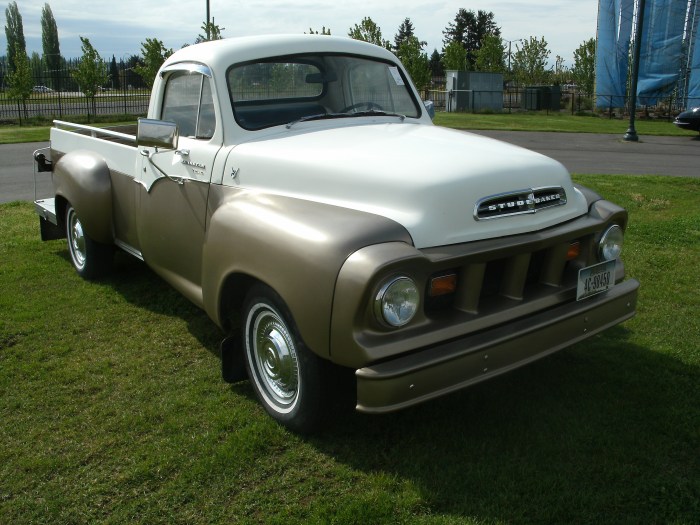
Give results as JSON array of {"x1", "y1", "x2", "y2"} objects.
[
  {"x1": 65, "y1": 204, "x2": 112, "y2": 279},
  {"x1": 242, "y1": 284, "x2": 328, "y2": 433}
]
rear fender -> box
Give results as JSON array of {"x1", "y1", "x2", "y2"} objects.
[{"x1": 53, "y1": 150, "x2": 113, "y2": 243}]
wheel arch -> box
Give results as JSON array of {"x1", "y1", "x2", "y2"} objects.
[{"x1": 53, "y1": 149, "x2": 113, "y2": 244}]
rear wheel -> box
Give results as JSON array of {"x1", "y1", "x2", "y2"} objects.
[
  {"x1": 242, "y1": 284, "x2": 328, "y2": 433},
  {"x1": 65, "y1": 204, "x2": 112, "y2": 279}
]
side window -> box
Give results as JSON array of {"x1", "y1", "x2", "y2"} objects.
[{"x1": 161, "y1": 72, "x2": 216, "y2": 139}]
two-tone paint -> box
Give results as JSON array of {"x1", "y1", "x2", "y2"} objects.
[{"x1": 36, "y1": 35, "x2": 639, "y2": 415}]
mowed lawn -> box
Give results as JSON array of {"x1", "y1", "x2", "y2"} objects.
[{"x1": 1, "y1": 175, "x2": 698, "y2": 524}]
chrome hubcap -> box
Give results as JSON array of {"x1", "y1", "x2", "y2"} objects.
[
  {"x1": 67, "y1": 209, "x2": 86, "y2": 270},
  {"x1": 249, "y1": 305, "x2": 299, "y2": 410}
]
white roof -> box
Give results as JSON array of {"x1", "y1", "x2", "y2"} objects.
[{"x1": 162, "y1": 34, "x2": 398, "y2": 72}]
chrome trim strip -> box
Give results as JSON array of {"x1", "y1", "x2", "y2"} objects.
[
  {"x1": 53, "y1": 120, "x2": 137, "y2": 143},
  {"x1": 114, "y1": 239, "x2": 144, "y2": 261},
  {"x1": 160, "y1": 62, "x2": 213, "y2": 78}
]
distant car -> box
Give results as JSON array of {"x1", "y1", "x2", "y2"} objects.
[
  {"x1": 32, "y1": 85, "x2": 53, "y2": 93},
  {"x1": 673, "y1": 107, "x2": 700, "y2": 133}
]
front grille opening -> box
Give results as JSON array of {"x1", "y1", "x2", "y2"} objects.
[{"x1": 424, "y1": 241, "x2": 585, "y2": 318}]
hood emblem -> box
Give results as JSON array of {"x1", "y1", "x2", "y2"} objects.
[{"x1": 474, "y1": 187, "x2": 567, "y2": 220}]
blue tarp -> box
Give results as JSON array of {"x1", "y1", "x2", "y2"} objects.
[
  {"x1": 595, "y1": 0, "x2": 634, "y2": 108},
  {"x1": 688, "y1": 20, "x2": 700, "y2": 105},
  {"x1": 636, "y1": 0, "x2": 688, "y2": 104}
]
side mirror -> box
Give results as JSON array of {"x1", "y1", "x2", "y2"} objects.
[
  {"x1": 423, "y1": 100, "x2": 435, "y2": 120},
  {"x1": 137, "y1": 118, "x2": 179, "y2": 149}
]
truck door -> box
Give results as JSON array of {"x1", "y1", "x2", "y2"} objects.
[{"x1": 136, "y1": 66, "x2": 221, "y2": 301}]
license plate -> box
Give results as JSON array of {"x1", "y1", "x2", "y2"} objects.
[{"x1": 577, "y1": 260, "x2": 616, "y2": 301}]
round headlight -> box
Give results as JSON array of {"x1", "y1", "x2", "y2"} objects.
[
  {"x1": 375, "y1": 276, "x2": 419, "y2": 327},
  {"x1": 599, "y1": 224, "x2": 624, "y2": 261}
]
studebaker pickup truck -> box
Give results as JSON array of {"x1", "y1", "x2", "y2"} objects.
[{"x1": 33, "y1": 34, "x2": 639, "y2": 432}]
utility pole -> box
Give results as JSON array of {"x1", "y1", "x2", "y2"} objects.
[
  {"x1": 206, "y1": 0, "x2": 211, "y2": 41},
  {"x1": 624, "y1": 0, "x2": 646, "y2": 142}
]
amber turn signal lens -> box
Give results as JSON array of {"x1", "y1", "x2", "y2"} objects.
[
  {"x1": 430, "y1": 274, "x2": 457, "y2": 297},
  {"x1": 567, "y1": 242, "x2": 581, "y2": 260}
]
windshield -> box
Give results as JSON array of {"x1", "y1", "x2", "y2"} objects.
[{"x1": 228, "y1": 53, "x2": 421, "y2": 130}]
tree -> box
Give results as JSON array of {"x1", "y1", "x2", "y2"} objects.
[
  {"x1": 552, "y1": 55, "x2": 568, "y2": 86},
  {"x1": 134, "y1": 38, "x2": 173, "y2": 88},
  {"x1": 442, "y1": 9, "x2": 500, "y2": 70},
  {"x1": 307, "y1": 27, "x2": 331, "y2": 35},
  {"x1": 393, "y1": 18, "x2": 425, "y2": 53},
  {"x1": 429, "y1": 49, "x2": 444, "y2": 77},
  {"x1": 72, "y1": 37, "x2": 109, "y2": 118},
  {"x1": 348, "y1": 17, "x2": 391, "y2": 50},
  {"x1": 571, "y1": 38, "x2": 596, "y2": 96},
  {"x1": 41, "y1": 3, "x2": 61, "y2": 89},
  {"x1": 397, "y1": 36, "x2": 431, "y2": 91},
  {"x1": 4, "y1": 1, "x2": 26, "y2": 72},
  {"x1": 196, "y1": 19, "x2": 224, "y2": 43},
  {"x1": 7, "y1": 50, "x2": 32, "y2": 120},
  {"x1": 109, "y1": 55, "x2": 119, "y2": 89},
  {"x1": 511, "y1": 36, "x2": 551, "y2": 86},
  {"x1": 474, "y1": 34, "x2": 506, "y2": 73},
  {"x1": 442, "y1": 40, "x2": 467, "y2": 71}
]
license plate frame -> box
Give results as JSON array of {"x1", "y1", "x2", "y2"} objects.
[{"x1": 577, "y1": 260, "x2": 616, "y2": 301}]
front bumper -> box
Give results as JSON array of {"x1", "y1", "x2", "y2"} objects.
[{"x1": 355, "y1": 278, "x2": 639, "y2": 413}]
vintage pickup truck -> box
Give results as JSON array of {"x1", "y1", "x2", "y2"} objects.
[{"x1": 33, "y1": 34, "x2": 639, "y2": 432}]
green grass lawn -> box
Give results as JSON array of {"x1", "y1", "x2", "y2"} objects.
[
  {"x1": 434, "y1": 111, "x2": 698, "y2": 136},
  {"x1": 1, "y1": 175, "x2": 699, "y2": 524}
]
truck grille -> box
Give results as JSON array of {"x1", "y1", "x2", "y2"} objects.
[{"x1": 425, "y1": 237, "x2": 587, "y2": 317}]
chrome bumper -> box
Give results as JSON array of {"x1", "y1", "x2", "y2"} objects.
[{"x1": 355, "y1": 278, "x2": 639, "y2": 413}]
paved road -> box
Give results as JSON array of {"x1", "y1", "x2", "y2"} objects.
[
  {"x1": 1, "y1": 131, "x2": 698, "y2": 204},
  {"x1": 472, "y1": 130, "x2": 699, "y2": 177}
]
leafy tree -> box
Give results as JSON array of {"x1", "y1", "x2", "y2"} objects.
[
  {"x1": 72, "y1": 37, "x2": 109, "y2": 118},
  {"x1": 552, "y1": 55, "x2": 568, "y2": 86},
  {"x1": 429, "y1": 49, "x2": 444, "y2": 77},
  {"x1": 442, "y1": 9, "x2": 500, "y2": 70},
  {"x1": 348, "y1": 17, "x2": 391, "y2": 50},
  {"x1": 571, "y1": 38, "x2": 596, "y2": 96},
  {"x1": 7, "y1": 50, "x2": 33, "y2": 119},
  {"x1": 442, "y1": 40, "x2": 467, "y2": 71},
  {"x1": 196, "y1": 19, "x2": 225, "y2": 43},
  {"x1": 474, "y1": 34, "x2": 506, "y2": 73},
  {"x1": 307, "y1": 26, "x2": 331, "y2": 35},
  {"x1": 135, "y1": 38, "x2": 173, "y2": 88},
  {"x1": 511, "y1": 36, "x2": 551, "y2": 86},
  {"x1": 4, "y1": 1, "x2": 26, "y2": 72},
  {"x1": 41, "y1": 3, "x2": 61, "y2": 89},
  {"x1": 397, "y1": 35, "x2": 431, "y2": 91}
]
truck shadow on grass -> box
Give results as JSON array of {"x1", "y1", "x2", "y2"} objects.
[
  {"x1": 311, "y1": 329, "x2": 700, "y2": 522},
  {"x1": 82, "y1": 250, "x2": 699, "y2": 523}
]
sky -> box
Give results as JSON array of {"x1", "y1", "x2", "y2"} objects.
[{"x1": 3, "y1": 1, "x2": 600, "y2": 66}]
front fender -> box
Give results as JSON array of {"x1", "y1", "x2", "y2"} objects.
[
  {"x1": 201, "y1": 186, "x2": 412, "y2": 357},
  {"x1": 53, "y1": 150, "x2": 113, "y2": 243}
]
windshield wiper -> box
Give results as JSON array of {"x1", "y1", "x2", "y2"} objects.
[
  {"x1": 286, "y1": 110, "x2": 406, "y2": 128},
  {"x1": 286, "y1": 113, "x2": 350, "y2": 128},
  {"x1": 347, "y1": 110, "x2": 406, "y2": 121}
]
